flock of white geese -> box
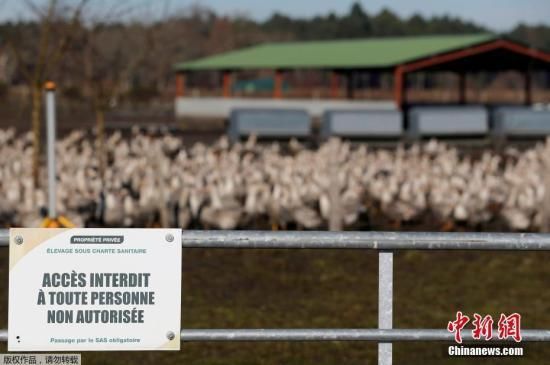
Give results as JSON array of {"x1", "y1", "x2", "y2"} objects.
[{"x1": 0, "y1": 127, "x2": 548, "y2": 231}]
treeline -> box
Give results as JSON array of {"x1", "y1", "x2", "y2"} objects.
[
  {"x1": 262, "y1": 4, "x2": 485, "y2": 40},
  {"x1": 260, "y1": 3, "x2": 550, "y2": 50}
]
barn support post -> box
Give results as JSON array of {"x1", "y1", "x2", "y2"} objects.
[
  {"x1": 346, "y1": 71, "x2": 354, "y2": 99},
  {"x1": 330, "y1": 71, "x2": 340, "y2": 99},
  {"x1": 458, "y1": 72, "x2": 466, "y2": 104},
  {"x1": 176, "y1": 72, "x2": 186, "y2": 97},
  {"x1": 222, "y1": 70, "x2": 233, "y2": 98},
  {"x1": 393, "y1": 66, "x2": 405, "y2": 109},
  {"x1": 524, "y1": 70, "x2": 532, "y2": 106},
  {"x1": 274, "y1": 70, "x2": 283, "y2": 99}
]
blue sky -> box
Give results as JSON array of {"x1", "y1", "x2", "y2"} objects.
[{"x1": 1, "y1": 0, "x2": 549, "y2": 31}]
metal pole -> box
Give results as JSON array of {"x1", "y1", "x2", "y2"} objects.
[
  {"x1": 378, "y1": 252, "x2": 393, "y2": 365},
  {"x1": 0, "y1": 328, "x2": 546, "y2": 343},
  {"x1": 4, "y1": 229, "x2": 550, "y2": 251},
  {"x1": 178, "y1": 328, "x2": 550, "y2": 342},
  {"x1": 179, "y1": 230, "x2": 550, "y2": 250},
  {"x1": 45, "y1": 82, "x2": 57, "y2": 219},
  {"x1": 4, "y1": 230, "x2": 550, "y2": 249}
]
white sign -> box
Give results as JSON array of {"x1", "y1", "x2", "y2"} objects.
[{"x1": 9, "y1": 228, "x2": 182, "y2": 351}]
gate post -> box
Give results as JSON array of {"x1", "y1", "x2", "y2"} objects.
[
  {"x1": 378, "y1": 251, "x2": 393, "y2": 365},
  {"x1": 45, "y1": 81, "x2": 57, "y2": 219}
]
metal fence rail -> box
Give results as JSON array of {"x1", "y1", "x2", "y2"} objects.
[
  {"x1": 179, "y1": 230, "x2": 550, "y2": 250},
  {"x1": 0, "y1": 328, "x2": 548, "y2": 343},
  {"x1": 179, "y1": 329, "x2": 550, "y2": 342},
  {"x1": 1, "y1": 229, "x2": 550, "y2": 364},
  {"x1": 3, "y1": 230, "x2": 550, "y2": 249}
]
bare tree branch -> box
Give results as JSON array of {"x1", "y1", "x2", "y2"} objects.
[{"x1": 43, "y1": 0, "x2": 90, "y2": 78}]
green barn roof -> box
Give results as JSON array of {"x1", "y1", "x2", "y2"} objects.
[{"x1": 175, "y1": 34, "x2": 496, "y2": 71}]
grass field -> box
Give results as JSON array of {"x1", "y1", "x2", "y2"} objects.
[{"x1": 0, "y1": 245, "x2": 548, "y2": 364}]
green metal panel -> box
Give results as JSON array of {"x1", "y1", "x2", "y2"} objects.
[{"x1": 175, "y1": 34, "x2": 495, "y2": 71}]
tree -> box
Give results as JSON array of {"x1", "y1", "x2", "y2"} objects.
[
  {"x1": 77, "y1": 4, "x2": 152, "y2": 180},
  {"x1": 5, "y1": 0, "x2": 88, "y2": 187},
  {"x1": 337, "y1": 2, "x2": 371, "y2": 38},
  {"x1": 372, "y1": 8, "x2": 404, "y2": 36},
  {"x1": 407, "y1": 14, "x2": 428, "y2": 35},
  {"x1": 509, "y1": 23, "x2": 550, "y2": 51}
]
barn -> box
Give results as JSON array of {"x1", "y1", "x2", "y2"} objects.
[{"x1": 174, "y1": 34, "x2": 550, "y2": 115}]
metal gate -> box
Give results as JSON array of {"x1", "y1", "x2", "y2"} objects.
[{"x1": 1, "y1": 229, "x2": 550, "y2": 365}]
